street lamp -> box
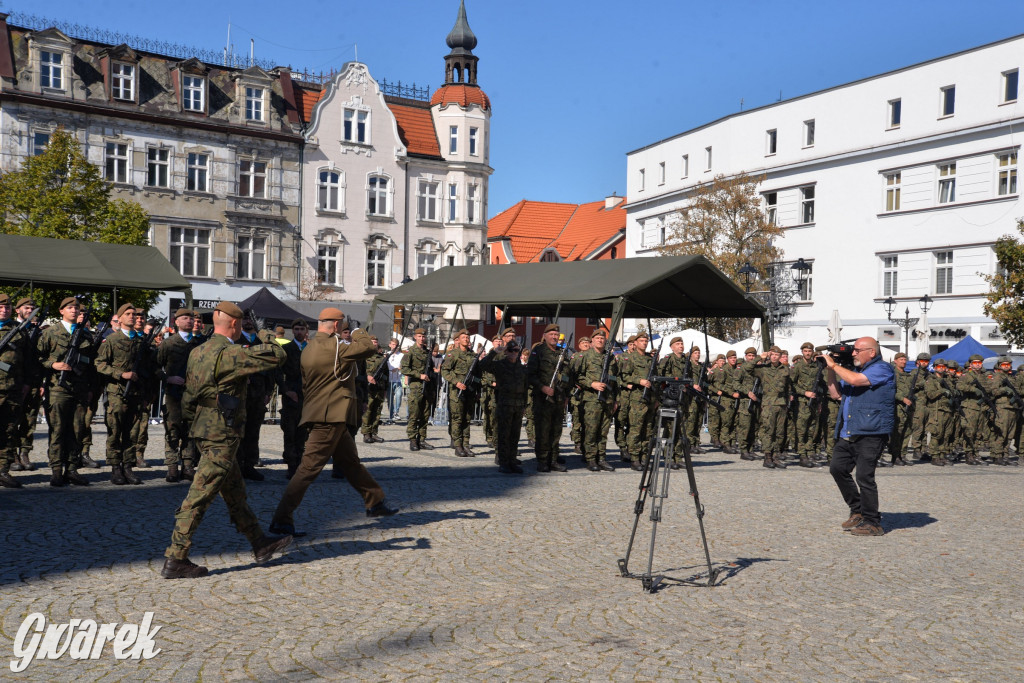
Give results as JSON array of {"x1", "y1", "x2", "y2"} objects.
[
  {"x1": 883, "y1": 295, "x2": 934, "y2": 357},
  {"x1": 738, "y1": 262, "x2": 758, "y2": 293},
  {"x1": 790, "y1": 258, "x2": 811, "y2": 299}
]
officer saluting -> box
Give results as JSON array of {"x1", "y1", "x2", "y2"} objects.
[{"x1": 161, "y1": 301, "x2": 290, "y2": 579}]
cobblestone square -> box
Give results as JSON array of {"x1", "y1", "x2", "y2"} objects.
[{"x1": 2, "y1": 422, "x2": 1022, "y2": 681}]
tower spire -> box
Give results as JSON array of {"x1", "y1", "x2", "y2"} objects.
[{"x1": 443, "y1": 0, "x2": 478, "y2": 85}]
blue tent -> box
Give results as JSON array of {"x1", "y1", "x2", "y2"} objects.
[{"x1": 935, "y1": 335, "x2": 998, "y2": 365}]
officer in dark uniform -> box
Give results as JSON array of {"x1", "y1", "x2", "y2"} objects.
[
  {"x1": 157, "y1": 308, "x2": 204, "y2": 482},
  {"x1": 278, "y1": 318, "x2": 309, "y2": 477},
  {"x1": 237, "y1": 313, "x2": 274, "y2": 480},
  {"x1": 12, "y1": 297, "x2": 44, "y2": 473},
  {"x1": 0, "y1": 293, "x2": 32, "y2": 488}
]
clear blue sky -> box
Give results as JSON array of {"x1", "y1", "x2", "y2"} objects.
[{"x1": 10, "y1": 0, "x2": 1024, "y2": 217}]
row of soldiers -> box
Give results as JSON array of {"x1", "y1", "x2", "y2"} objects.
[{"x1": 0, "y1": 295, "x2": 313, "y2": 489}]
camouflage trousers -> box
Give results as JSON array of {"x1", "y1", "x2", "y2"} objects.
[
  {"x1": 406, "y1": 382, "x2": 429, "y2": 441},
  {"x1": 614, "y1": 391, "x2": 631, "y2": 450},
  {"x1": 990, "y1": 406, "x2": 1017, "y2": 457},
  {"x1": 758, "y1": 403, "x2": 787, "y2": 453},
  {"x1": 47, "y1": 388, "x2": 88, "y2": 471},
  {"x1": 280, "y1": 394, "x2": 307, "y2": 466},
  {"x1": 736, "y1": 403, "x2": 758, "y2": 452},
  {"x1": 823, "y1": 400, "x2": 840, "y2": 456},
  {"x1": 480, "y1": 386, "x2": 497, "y2": 443},
  {"x1": 0, "y1": 391, "x2": 23, "y2": 469},
  {"x1": 719, "y1": 397, "x2": 739, "y2": 446},
  {"x1": 104, "y1": 394, "x2": 142, "y2": 467},
  {"x1": 890, "y1": 405, "x2": 913, "y2": 457},
  {"x1": 165, "y1": 436, "x2": 262, "y2": 560},
  {"x1": 163, "y1": 394, "x2": 195, "y2": 466},
  {"x1": 525, "y1": 392, "x2": 535, "y2": 441},
  {"x1": 495, "y1": 402, "x2": 525, "y2": 466},
  {"x1": 78, "y1": 391, "x2": 99, "y2": 458},
  {"x1": 19, "y1": 388, "x2": 44, "y2": 452},
  {"x1": 582, "y1": 399, "x2": 613, "y2": 464},
  {"x1": 795, "y1": 398, "x2": 819, "y2": 456},
  {"x1": 626, "y1": 399, "x2": 654, "y2": 460},
  {"x1": 908, "y1": 405, "x2": 930, "y2": 453},
  {"x1": 448, "y1": 390, "x2": 475, "y2": 446},
  {"x1": 361, "y1": 387, "x2": 386, "y2": 436},
  {"x1": 960, "y1": 408, "x2": 989, "y2": 456},
  {"x1": 132, "y1": 405, "x2": 149, "y2": 463},
  {"x1": 532, "y1": 394, "x2": 564, "y2": 465},
  {"x1": 685, "y1": 401, "x2": 703, "y2": 446},
  {"x1": 569, "y1": 396, "x2": 585, "y2": 447},
  {"x1": 926, "y1": 410, "x2": 954, "y2": 456}
]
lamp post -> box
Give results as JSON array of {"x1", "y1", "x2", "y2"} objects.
[
  {"x1": 737, "y1": 262, "x2": 800, "y2": 345},
  {"x1": 883, "y1": 295, "x2": 933, "y2": 357}
]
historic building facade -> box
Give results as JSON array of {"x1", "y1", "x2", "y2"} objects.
[{"x1": 625, "y1": 33, "x2": 1023, "y2": 354}]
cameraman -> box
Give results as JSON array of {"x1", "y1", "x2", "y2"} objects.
[{"x1": 821, "y1": 337, "x2": 894, "y2": 537}]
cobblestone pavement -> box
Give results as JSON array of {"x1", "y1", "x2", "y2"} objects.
[{"x1": 2, "y1": 419, "x2": 1023, "y2": 681}]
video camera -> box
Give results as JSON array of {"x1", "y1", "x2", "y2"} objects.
[
  {"x1": 650, "y1": 375, "x2": 695, "y2": 409},
  {"x1": 815, "y1": 341, "x2": 856, "y2": 369}
]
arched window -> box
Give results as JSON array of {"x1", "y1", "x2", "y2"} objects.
[
  {"x1": 367, "y1": 174, "x2": 392, "y2": 217},
  {"x1": 317, "y1": 168, "x2": 344, "y2": 212}
]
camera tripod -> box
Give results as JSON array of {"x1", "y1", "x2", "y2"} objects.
[{"x1": 617, "y1": 396, "x2": 720, "y2": 591}]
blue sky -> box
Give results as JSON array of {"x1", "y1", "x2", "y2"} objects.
[{"x1": 11, "y1": 0, "x2": 1024, "y2": 217}]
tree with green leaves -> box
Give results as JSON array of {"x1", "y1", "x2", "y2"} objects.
[
  {"x1": 982, "y1": 218, "x2": 1024, "y2": 348},
  {"x1": 655, "y1": 172, "x2": 783, "y2": 341},
  {"x1": 0, "y1": 128, "x2": 157, "y2": 320}
]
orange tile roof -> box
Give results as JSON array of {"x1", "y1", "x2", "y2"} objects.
[
  {"x1": 487, "y1": 198, "x2": 625, "y2": 263},
  {"x1": 388, "y1": 102, "x2": 442, "y2": 158},
  {"x1": 295, "y1": 85, "x2": 325, "y2": 124},
  {"x1": 430, "y1": 83, "x2": 491, "y2": 110}
]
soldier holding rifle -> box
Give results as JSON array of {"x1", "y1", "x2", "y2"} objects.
[
  {"x1": 528, "y1": 323, "x2": 571, "y2": 472},
  {"x1": 441, "y1": 328, "x2": 481, "y2": 457},
  {"x1": 402, "y1": 328, "x2": 434, "y2": 451},
  {"x1": 0, "y1": 293, "x2": 34, "y2": 488},
  {"x1": 575, "y1": 328, "x2": 618, "y2": 473}
]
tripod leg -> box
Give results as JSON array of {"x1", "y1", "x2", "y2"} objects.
[
  {"x1": 619, "y1": 428, "x2": 660, "y2": 577},
  {"x1": 644, "y1": 410, "x2": 675, "y2": 588},
  {"x1": 681, "y1": 441, "x2": 719, "y2": 586}
]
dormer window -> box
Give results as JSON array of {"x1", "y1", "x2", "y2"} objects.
[
  {"x1": 40, "y1": 50, "x2": 64, "y2": 90},
  {"x1": 183, "y1": 76, "x2": 205, "y2": 112},
  {"x1": 245, "y1": 87, "x2": 264, "y2": 122},
  {"x1": 343, "y1": 108, "x2": 369, "y2": 143},
  {"x1": 111, "y1": 63, "x2": 135, "y2": 101}
]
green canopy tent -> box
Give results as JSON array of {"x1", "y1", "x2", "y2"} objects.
[
  {"x1": 369, "y1": 256, "x2": 767, "y2": 344},
  {"x1": 0, "y1": 234, "x2": 191, "y2": 306}
]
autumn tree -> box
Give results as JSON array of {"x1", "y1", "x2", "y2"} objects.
[
  {"x1": 655, "y1": 172, "x2": 783, "y2": 341},
  {"x1": 0, "y1": 128, "x2": 157, "y2": 319},
  {"x1": 982, "y1": 218, "x2": 1024, "y2": 347}
]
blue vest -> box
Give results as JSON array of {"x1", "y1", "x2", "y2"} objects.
[{"x1": 836, "y1": 356, "x2": 895, "y2": 437}]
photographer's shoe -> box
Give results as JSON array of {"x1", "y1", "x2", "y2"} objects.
[
  {"x1": 841, "y1": 513, "x2": 863, "y2": 530},
  {"x1": 849, "y1": 520, "x2": 884, "y2": 536}
]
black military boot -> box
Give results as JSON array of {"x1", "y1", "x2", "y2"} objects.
[
  {"x1": 372, "y1": 434, "x2": 384, "y2": 442},
  {"x1": 454, "y1": 444, "x2": 468, "y2": 457},
  {"x1": 0, "y1": 469, "x2": 23, "y2": 488},
  {"x1": 50, "y1": 467, "x2": 66, "y2": 487},
  {"x1": 462, "y1": 444, "x2": 476, "y2": 457},
  {"x1": 409, "y1": 439, "x2": 420, "y2": 451},
  {"x1": 10, "y1": 452, "x2": 24, "y2": 471},
  {"x1": 799, "y1": 455, "x2": 815, "y2": 468},
  {"x1": 182, "y1": 461, "x2": 196, "y2": 480},
  {"x1": 763, "y1": 453, "x2": 775, "y2": 468},
  {"x1": 110, "y1": 464, "x2": 128, "y2": 485},
  {"x1": 549, "y1": 460, "x2": 567, "y2": 472},
  {"x1": 740, "y1": 451, "x2": 756, "y2": 461},
  {"x1": 241, "y1": 466, "x2": 264, "y2": 482},
  {"x1": 363, "y1": 433, "x2": 374, "y2": 443},
  {"x1": 122, "y1": 464, "x2": 144, "y2": 485},
  {"x1": 773, "y1": 453, "x2": 788, "y2": 469},
  {"x1": 64, "y1": 468, "x2": 89, "y2": 486},
  {"x1": 136, "y1": 453, "x2": 150, "y2": 468},
  {"x1": 161, "y1": 557, "x2": 209, "y2": 579},
  {"x1": 19, "y1": 451, "x2": 36, "y2": 471},
  {"x1": 418, "y1": 440, "x2": 435, "y2": 450},
  {"x1": 80, "y1": 448, "x2": 99, "y2": 468},
  {"x1": 166, "y1": 463, "x2": 181, "y2": 483},
  {"x1": 252, "y1": 534, "x2": 292, "y2": 564}
]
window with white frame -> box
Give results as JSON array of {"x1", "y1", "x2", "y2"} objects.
[
  {"x1": 105, "y1": 142, "x2": 129, "y2": 183},
  {"x1": 32, "y1": 131, "x2": 51, "y2": 156},
  {"x1": 418, "y1": 180, "x2": 440, "y2": 222},
  {"x1": 469, "y1": 127, "x2": 478, "y2": 156},
  {"x1": 343, "y1": 108, "x2": 368, "y2": 143},
  {"x1": 111, "y1": 63, "x2": 135, "y2": 100},
  {"x1": 888, "y1": 99, "x2": 901, "y2": 128},
  {"x1": 367, "y1": 175, "x2": 389, "y2": 216},
  {"x1": 764, "y1": 192, "x2": 778, "y2": 224},
  {"x1": 940, "y1": 85, "x2": 955, "y2": 117},
  {"x1": 417, "y1": 243, "x2": 439, "y2": 277},
  {"x1": 705, "y1": 146, "x2": 712, "y2": 170},
  {"x1": 448, "y1": 183, "x2": 458, "y2": 222},
  {"x1": 638, "y1": 168, "x2": 645, "y2": 191},
  {"x1": 169, "y1": 227, "x2": 210, "y2": 277},
  {"x1": 803, "y1": 120, "x2": 815, "y2": 147},
  {"x1": 366, "y1": 239, "x2": 388, "y2": 288},
  {"x1": 658, "y1": 216, "x2": 666, "y2": 245},
  {"x1": 40, "y1": 50, "x2": 64, "y2": 89},
  {"x1": 317, "y1": 244, "x2": 340, "y2": 285},
  {"x1": 236, "y1": 235, "x2": 266, "y2": 280},
  {"x1": 1004, "y1": 69, "x2": 1019, "y2": 103},
  {"x1": 449, "y1": 126, "x2": 458, "y2": 154},
  {"x1": 885, "y1": 172, "x2": 901, "y2": 211},
  {"x1": 447, "y1": 254, "x2": 455, "y2": 267},
  {"x1": 245, "y1": 86, "x2": 264, "y2": 121},
  {"x1": 318, "y1": 169, "x2": 343, "y2": 211},
  {"x1": 183, "y1": 76, "x2": 205, "y2": 112},
  {"x1": 938, "y1": 163, "x2": 956, "y2": 203},
  {"x1": 187, "y1": 152, "x2": 210, "y2": 192},
  {"x1": 997, "y1": 152, "x2": 1018, "y2": 196},
  {"x1": 882, "y1": 255, "x2": 898, "y2": 296},
  {"x1": 658, "y1": 161, "x2": 666, "y2": 184},
  {"x1": 800, "y1": 186, "x2": 815, "y2": 223},
  {"x1": 467, "y1": 183, "x2": 479, "y2": 224},
  {"x1": 466, "y1": 247, "x2": 478, "y2": 266},
  {"x1": 935, "y1": 251, "x2": 953, "y2": 294},
  {"x1": 238, "y1": 159, "x2": 267, "y2": 198},
  {"x1": 766, "y1": 129, "x2": 777, "y2": 155},
  {"x1": 681, "y1": 154, "x2": 689, "y2": 178},
  {"x1": 147, "y1": 147, "x2": 169, "y2": 188}
]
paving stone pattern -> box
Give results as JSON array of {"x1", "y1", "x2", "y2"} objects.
[{"x1": 1, "y1": 423, "x2": 1022, "y2": 681}]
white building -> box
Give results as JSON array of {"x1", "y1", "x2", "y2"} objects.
[
  {"x1": 625, "y1": 33, "x2": 1023, "y2": 355},
  {"x1": 297, "y1": 0, "x2": 492, "y2": 303}
]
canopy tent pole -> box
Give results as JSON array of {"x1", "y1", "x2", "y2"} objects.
[
  {"x1": 497, "y1": 304, "x2": 508, "y2": 336},
  {"x1": 609, "y1": 297, "x2": 627, "y2": 345},
  {"x1": 760, "y1": 315, "x2": 771, "y2": 350},
  {"x1": 367, "y1": 297, "x2": 378, "y2": 327}
]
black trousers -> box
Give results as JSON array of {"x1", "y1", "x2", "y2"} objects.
[{"x1": 830, "y1": 435, "x2": 886, "y2": 525}]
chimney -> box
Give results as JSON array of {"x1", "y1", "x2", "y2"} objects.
[{"x1": 605, "y1": 192, "x2": 622, "y2": 210}]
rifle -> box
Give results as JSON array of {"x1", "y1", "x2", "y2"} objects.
[
  {"x1": 807, "y1": 359, "x2": 827, "y2": 414},
  {"x1": 371, "y1": 347, "x2": 395, "y2": 385},
  {"x1": 122, "y1": 317, "x2": 165, "y2": 398},
  {"x1": 967, "y1": 372, "x2": 997, "y2": 419},
  {"x1": 0, "y1": 307, "x2": 40, "y2": 373},
  {"x1": 57, "y1": 306, "x2": 92, "y2": 389},
  {"x1": 685, "y1": 358, "x2": 723, "y2": 409},
  {"x1": 545, "y1": 332, "x2": 573, "y2": 403},
  {"x1": 997, "y1": 373, "x2": 1024, "y2": 414},
  {"x1": 456, "y1": 349, "x2": 483, "y2": 401},
  {"x1": 747, "y1": 377, "x2": 762, "y2": 414},
  {"x1": 937, "y1": 374, "x2": 965, "y2": 420},
  {"x1": 639, "y1": 336, "x2": 664, "y2": 403},
  {"x1": 595, "y1": 342, "x2": 616, "y2": 402},
  {"x1": 900, "y1": 367, "x2": 923, "y2": 416}
]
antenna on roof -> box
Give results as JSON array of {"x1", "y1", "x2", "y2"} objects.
[
  {"x1": 355, "y1": 43, "x2": 358, "y2": 62},
  {"x1": 777, "y1": 89, "x2": 782, "y2": 102},
  {"x1": 225, "y1": 20, "x2": 230, "y2": 67},
  {"x1": 250, "y1": 38, "x2": 254, "y2": 67},
  {"x1": 740, "y1": 97, "x2": 744, "y2": 111}
]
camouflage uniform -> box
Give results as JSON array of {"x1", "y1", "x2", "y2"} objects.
[
  {"x1": 790, "y1": 354, "x2": 823, "y2": 462},
  {"x1": 924, "y1": 365, "x2": 958, "y2": 465},
  {"x1": 622, "y1": 347, "x2": 656, "y2": 463},
  {"x1": 479, "y1": 361, "x2": 498, "y2": 447},
  {"x1": 707, "y1": 361, "x2": 729, "y2": 447},
  {"x1": 157, "y1": 330, "x2": 204, "y2": 471},
  {"x1": 719, "y1": 357, "x2": 744, "y2": 452},
  {"x1": 401, "y1": 343, "x2": 432, "y2": 443},
  {"x1": 567, "y1": 342, "x2": 589, "y2": 452},
  {"x1": 37, "y1": 321, "x2": 95, "y2": 478},
  {"x1": 95, "y1": 328, "x2": 153, "y2": 477},
  {"x1": 575, "y1": 345, "x2": 617, "y2": 467},
  {"x1": 754, "y1": 358, "x2": 791, "y2": 466},
  {"x1": 441, "y1": 346, "x2": 479, "y2": 452},
  {"x1": 479, "y1": 350, "x2": 529, "y2": 470},
  {"x1": 528, "y1": 340, "x2": 569, "y2": 469},
  {"x1": 16, "y1": 317, "x2": 45, "y2": 466},
  {"x1": 956, "y1": 361, "x2": 993, "y2": 464},
  {"x1": 657, "y1": 352, "x2": 693, "y2": 462},
  {"x1": 165, "y1": 330, "x2": 285, "y2": 561},
  {"x1": 906, "y1": 361, "x2": 932, "y2": 456},
  {"x1": 890, "y1": 362, "x2": 915, "y2": 464},
  {"x1": 361, "y1": 348, "x2": 388, "y2": 439},
  {"x1": 989, "y1": 361, "x2": 1021, "y2": 464}
]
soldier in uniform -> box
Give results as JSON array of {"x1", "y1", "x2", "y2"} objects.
[
  {"x1": 719, "y1": 350, "x2": 742, "y2": 455},
  {"x1": 278, "y1": 318, "x2": 309, "y2": 476},
  {"x1": 957, "y1": 354, "x2": 993, "y2": 466},
  {"x1": 479, "y1": 340, "x2": 529, "y2": 473},
  {"x1": 441, "y1": 329, "x2": 481, "y2": 457},
  {"x1": 753, "y1": 346, "x2": 791, "y2": 469},
  {"x1": 906, "y1": 353, "x2": 932, "y2": 460},
  {"x1": 779, "y1": 350, "x2": 797, "y2": 455},
  {"x1": 681, "y1": 346, "x2": 707, "y2": 453},
  {"x1": 160, "y1": 301, "x2": 291, "y2": 579},
  {"x1": 658, "y1": 338, "x2": 694, "y2": 466},
  {"x1": 923, "y1": 359, "x2": 957, "y2": 466},
  {"x1": 76, "y1": 309, "x2": 104, "y2": 470},
  {"x1": 237, "y1": 315, "x2": 274, "y2": 481},
  {"x1": 706, "y1": 354, "x2": 728, "y2": 449},
  {"x1": 574, "y1": 328, "x2": 617, "y2": 472},
  {"x1": 527, "y1": 324, "x2": 570, "y2": 471},
  {"x1": 889, "y1": 352, "x2": 914, "y2": 466},
  {"x1": 736, "y1": 347, "x2": 761, "y2": 459},
  {"x1": 157, "y1": 308, "x2": 203, "y2": 482},
  {"x1": 401, "y1": 328, "x2": 434, "y2": 451},
  {"x1": 621, "y1": 332, "x2": 656, "y2": 470},
  {"x1": 614, "y1": 335, "x2": 637, "y2": 454},
  {"x1": 269, "y1": 307, "x2": 397, "y2": 538},
  {"x1": 989, "y1": 357, "x2": 1020, "y2": 465},
  {"x1": 479, "y1": 334, "x2": 502, "y2": 448},
  {"x1": 12, "y1": 297, "x2": 44, "y2": 473},
  {"x1": 792, "y1": 342, "x2": 824, "y2": 467},
  {"x1": 361, "y1": 336, "x2": 388, "y2": 444},
  {"x1": 0, "y1": 293, "x2": 31, "y2": 488},
  {"x1": 568, "y1": 336, "x2": 591, "y2": 455},
  {"x1": 37, "y1": 297, "x2": 93, "y2": 487}
]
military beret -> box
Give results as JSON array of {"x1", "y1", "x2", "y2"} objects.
[
  {"x1": 215, "y1": 301, "x2": 244, "y2": 319},
  {"x1": 626, "y1": 335, "x2": 637, "y2": 344},
  {"x1": 769, "y1": 345, "x2": 782, "y2": 354},
  {"x1": 455, "y1": 328, "x2": 470, "y2": 337},
  {"x1": 969, "y1": 354, "x2": 984, "y2": 362},
  {"x1": 544, "y1": 324, "x2": 560, "y2": 334},
  {"x1": 670, "y1": 336, "x2": 683, "y2": 345},
  {"x1": 116, "y1": 303, "x2": 136, "y2": 318},
  {"x1": 592, "y1": 329, "x2": 607, "y2": 339},
  {"x1": 715, "y1": 354, "x2": 725, "y2": 361},
  {"x1": 635, "y1": 332, "x2": 649, "y2": 341},
  {"x1": 501, "y1": 327, "x2": 517, "y2": 337},
  {"x1": 894, "y1": 352, "x2": 907, "y2": 360},
  {"x1": 492, "y1": 336, "x2": 502, "y2": 342},
  {"x1": 15, "y1": 297, "x2": 34, "y2": 308},
  {"x1": 174, "y1": 308, "x2": 194, "y2": 319},
  {"x1": 318, "y1": 307, "x2": 345, "y2": 321},
  {"x1": 291, "y1": 318, "x2": 308, "y2": 328},
  {"x1": 745, "y1": 347, "x2": 758, "y2": 355},
  {"x1": 59, "y1": 296, "x2": 79, "y2": 310},
  {"x1": 690, "y1": 346, "x2": 701, "y2": 354},
  {"x1": 338, "y1": 319, "x2": 351, "y2": 332},
  {"x1": 726, "y1": 350, "x2": 737, "y2": 358},
  {"x1": 578, "y1": 336, "x2": 591, "y2": 343},
  {"x1": 0, "y1": 293, "x2": 9, "y2": 306},
  {"x1": 916, "y1": 352, "x2": 931, "y2": 361},
  {"x1": 413, "y1": 327, "x2": 427, "y2": 335},
  {"x1": 800, "y1": 341, "x2": 814, "y2": 350}
]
